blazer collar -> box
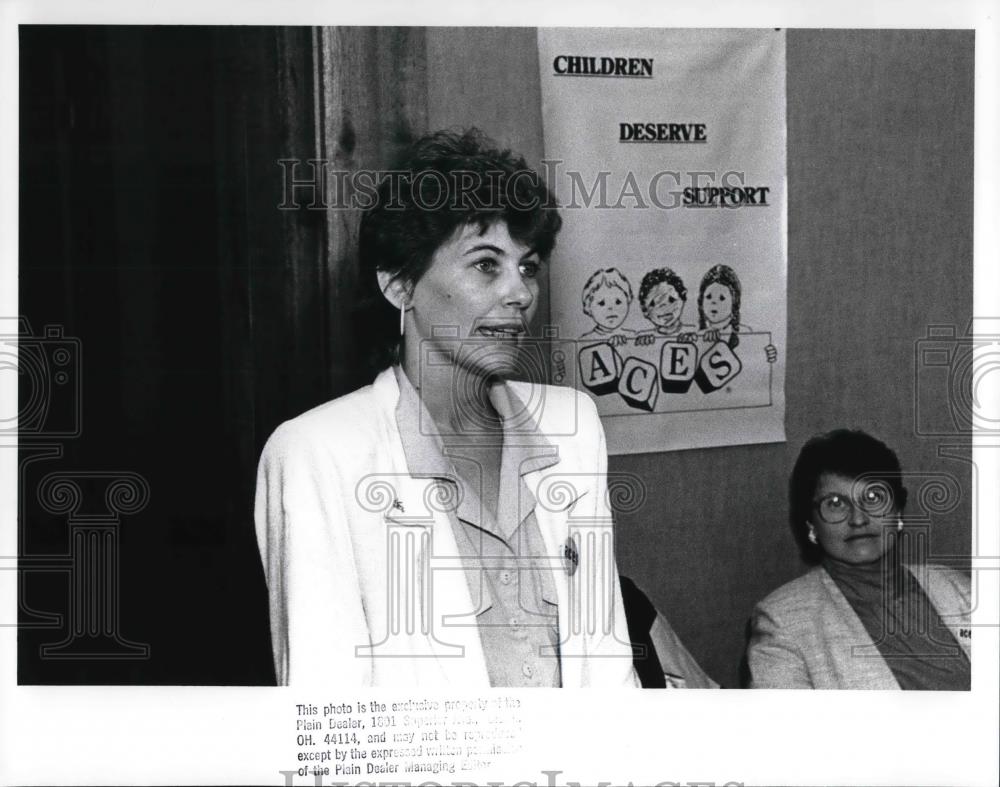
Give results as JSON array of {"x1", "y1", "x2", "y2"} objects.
[
  {"x1": 373, "y1": 366, "x2": 593, "y2": 683},
  {"x1": 817, "y1": 567, "x2": 900, "y2": 688}
]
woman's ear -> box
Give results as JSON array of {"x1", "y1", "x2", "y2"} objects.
[{"x1": 377, "y1": 270, "x2": 411, "y2": 310}]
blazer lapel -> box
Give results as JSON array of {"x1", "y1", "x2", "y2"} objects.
[
  {"x1": 818, "y1": 569, "x2": 900, "y2": 689},
  {"x1": 528, "y1": 470, "x2": 589, "y2": 687},
  {"x1": 909, "y1": 563, "x2": 972, "y2": 658},
  {"x1": 373, "y1": 369, "x2": 489, "y2": 686}
]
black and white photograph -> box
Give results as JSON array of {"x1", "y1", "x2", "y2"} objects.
[{"x1": 1, "y1": 2, "x2": 998, "y2": 786}]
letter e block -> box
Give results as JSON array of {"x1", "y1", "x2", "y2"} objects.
[
  {"x1": 617, "y1": 357, "x2": 659, "y2": 411},
  {"x1": 695, "y1": 342, "x2": 742, "y2": 393},
  {"x1": 578, "y1": 342, "x2": 623, "y2": 395},
  {"x1": 659, "y1": 342, "x2": 697, "y2": 393}
]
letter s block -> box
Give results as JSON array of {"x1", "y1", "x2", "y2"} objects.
[
  {"x1": 617, "y1": 357, "x2": 659, "y2": 411},
  {"x1": 659, "y1": 342, "x2": 697, "y2": 393},
  {"x1": 578, "y1": 342, "x2": 623, "y2": 396},
  {"x1": 695, "y1": 341, "x2": 742, "y2": 393}
]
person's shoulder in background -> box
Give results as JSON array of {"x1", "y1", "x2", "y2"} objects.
[
  {"x1": 620, "y1": 575, "x2": 719, "y2": 689},
  {"x1": 753, "y1": 565, "x2": 827, "y2": 619}
]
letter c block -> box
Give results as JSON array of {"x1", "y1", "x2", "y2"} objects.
[
  {"x1": 578, "y1": 342, "x2": 623, "y2": 395},
  {"x1": 695, "y1": 341, "x2": 742, "y2": 393},
  {"x1": 659, "y1": 342, "x2": 698, "y2": 393},
  {"x1": 618, "y1": 357, "x2": 659, "y2": 411}
]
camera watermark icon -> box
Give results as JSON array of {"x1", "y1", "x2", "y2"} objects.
[
  {"x1": 914, "y1": 318, "x2": 1000, "y2": 437},
  {"x1": 0, "y1": 317, "x2": 81, "y2": 439},
  {"x1": 416, "y1": 326, "x2": 580, "y2": 439}
]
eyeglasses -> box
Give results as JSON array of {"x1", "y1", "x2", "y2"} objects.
[{"x1": 812, "y1": 481, "x2": 895, "y2": 524}]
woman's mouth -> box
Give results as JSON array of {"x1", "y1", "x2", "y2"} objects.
[{"x1": 476, "y1": 325, "x2": 524, "y2": 339}]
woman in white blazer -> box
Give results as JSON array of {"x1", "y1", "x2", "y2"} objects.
[
  {"x1": 747, "y1": 429, "x2": 971, "y2": 689},
  {"x1": 255, "y1": 129, "x2": 638, "y2": 688}
]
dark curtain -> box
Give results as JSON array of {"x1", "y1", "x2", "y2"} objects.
[{"x1": 17, "y1": 25, "x2": 426, "y2": 684}]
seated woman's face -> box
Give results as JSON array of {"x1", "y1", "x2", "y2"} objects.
[
  {"x1": 811, "y1": 472, "x2": 898, "y2": 564},
  {"x1": 408, "y1": 219, "x2": 542, "y2": 380}
]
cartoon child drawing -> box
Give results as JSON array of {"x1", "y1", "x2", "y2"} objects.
[
  {"x1": 581, "y1": 267, "x2": 636, "y2": 347},
  {"x1": 635, "y1": 267, "x2": 697, "y2": 346},
  {"x1": 698, "y1": 264, "x2": 777, "y2": 362}
]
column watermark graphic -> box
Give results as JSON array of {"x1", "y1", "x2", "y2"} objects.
[{"x1": 3, "y1": 316, "x2": 151, "y2": 661}]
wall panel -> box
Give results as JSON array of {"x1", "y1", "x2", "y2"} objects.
[{"x1": 426, "y1": 27, "x2": 975, "y2": 688}]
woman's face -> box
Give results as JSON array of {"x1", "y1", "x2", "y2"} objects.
[
  {"x1": 702, "y1": 282, "x2": 733, "y2": 326},
  {"x1": 407, "y1": 220, "x2": 541, "y2": 380},
  {"x1": 643, "y1": 282, "x2": 684, "y2": 331},
  {"x1": 810, "y1": 472, "x2": 898, "y2": 564}
]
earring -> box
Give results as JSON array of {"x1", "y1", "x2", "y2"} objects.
[
  {"x1": 897, "y1": 518, "x2": 904, "y2": 532},
  {"x1": 399, "y1": 303, "x2": 406, "y2": 337},
  {"x1": 807, "y1": 526, "x2": 818, "y2": 545}
]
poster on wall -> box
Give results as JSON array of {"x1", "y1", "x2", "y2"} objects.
[{"x1": 538, "y1": 28, "x2": 787, "y2": 454}]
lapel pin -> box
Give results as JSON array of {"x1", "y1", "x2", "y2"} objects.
[{"x1": 563, "y1": 538, "x2": 579, "y2": 576}]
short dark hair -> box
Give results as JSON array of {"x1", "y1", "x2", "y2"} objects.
[
  {"x1": 638, "y1": 268, "x2": 687, "y2": 318},
  {"x1": 789, "y1": 429, "x2": 909, "y2": 562},
  {"x1": 356, "y1": 129, "x2": 562, "y2": 372}
]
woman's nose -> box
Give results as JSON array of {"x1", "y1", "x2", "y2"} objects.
[
  {"x1": 501, "y1": 269, "x2": 534, "y2": 309},
  {"x1": 848, "y1": 503, "x2": 868, "y2": 527}
]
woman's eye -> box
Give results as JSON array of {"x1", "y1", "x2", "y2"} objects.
[
  {"x1": 597, "y1": 299, "x2": 606, "y2": 307},
  {"x1": 827, "y1": 495, "x2": 847, "y2": 509},
  {"x1": 864, "y1": 486, "x2": 889, "y2": 507},
  {"x1": 473, "y1": 258, "x2": 497, "y2": 273},
  {"x1": 615, "y1": 298, "x2": 622, "y2": 306},
  {"x1": 520, "y1": 260, "x2": 540, "y2": 278}
]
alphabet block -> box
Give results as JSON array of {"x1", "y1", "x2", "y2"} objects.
[
  {"x1": 617, "y1": 357, "x2": 659, "y2": 411},
  {"x1": 658, "y1": 342, "x2": 698, "y2": 393},
  {"x1": 578, "y1": 342, "x2": 623, "y2": 396},
  {"x1": 695, "y1": 341, "x2": 742, "y2": 393}
]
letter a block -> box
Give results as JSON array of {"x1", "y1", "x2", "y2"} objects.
[
  {"x1": 578, "y1": 342, "x2": 623, "y2": 396},
  {"x1": 695, "y1": 341, "x2": 742, "y2": 393},
  {"x1": 659, "y1": 342, "x2": 698, "y2": 393},
  {"x1": 618, "y1": 357, "x2": 659, "y2": 411}
]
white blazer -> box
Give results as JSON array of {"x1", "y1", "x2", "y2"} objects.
[
  {"x1": 255, "y1": 367, "x2": 638, "y2": 688},
  {"x1": 748, "y1": 564, "x2": 971, "y2": 689}
]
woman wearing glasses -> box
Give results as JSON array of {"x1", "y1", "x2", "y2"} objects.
[{"x1": 746, "y1": 429, "x2": 971, "y2": 689}]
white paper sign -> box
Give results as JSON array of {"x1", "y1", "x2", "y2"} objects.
[{"x1": 538, "y1": 28, "x2": 787, "y2": 453}]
